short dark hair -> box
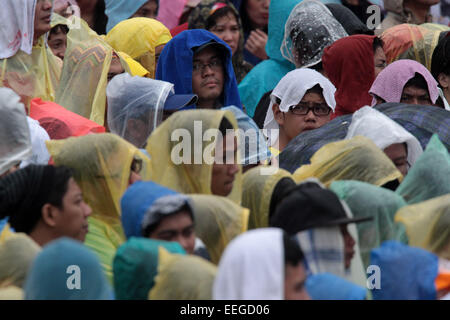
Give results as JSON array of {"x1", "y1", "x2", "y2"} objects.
[
  {"x1": 48, "y1": 24, "x2": 69, "y2": 40},
  {"x1": 47, "y1": 166, "x2": 74, "y2": 209},
  {"x1": 283, "y1": 232, "x2": 305, "y2": 267},
  {"x1": 431, "y1": 32, "x2": 450, "y2": 80},
  {"x1": 142, "y1": 204, "x2": 193, "y2": 237},
  {"x1": 373, "y1": 36, "x2": 384, "y2": 52},
  {"x1": 404, "y1": 73, "x2": 429, "y2": 92},
  {"x1": 206, "y1": 6, "x2": 239, "y2": 30},
  {"x1": 305, "y1": 84, "x2": 324, "y2": 96}
]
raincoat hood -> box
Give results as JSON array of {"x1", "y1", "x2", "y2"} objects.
[
  {"x1": 155, "y1": 29, "x2": 242, "y2": 109},
  {"x1": 105, "y1": 0, "x2": 151, "y2": 32}
]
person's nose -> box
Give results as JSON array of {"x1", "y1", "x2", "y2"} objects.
[
  {"x1": 43, "y1": 0, "x2": 53, "y2": 10},
  {"x1": 83, "y1": 202, "x2": 92, "y2": 218},
  {"x1": 201, "y1": 63, "x2": 215, "y2": 77},
  {"x1": 263, "y1": 0, "x2": 270, "y2": 9},
  {"x1": 176, "y1": 235, "x2": 191, "y2": 253},
  {"x1": 304, "y1": 109, "x2": 316, "y2": 120},
  {"x1": 222, "y1": 30, "x2": 233, "y2": 43},
  {"x1": 228, "y1": 163, "x2": 239, "y2": 176}
]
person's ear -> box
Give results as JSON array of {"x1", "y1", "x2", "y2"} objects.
[
  {"x1": 438, "y1": 73, "x2": 450, "y2": 89},
  {"x1": 41, "y1": 203, "x2": 58, "y2": 227},
  {"x1": 272, "y1": 103, "x2": 285, "y2": 126}
]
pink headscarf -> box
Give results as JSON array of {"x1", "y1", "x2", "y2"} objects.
[{"x1": 369, "y1": 59, "x2": 439, "y2": 105}]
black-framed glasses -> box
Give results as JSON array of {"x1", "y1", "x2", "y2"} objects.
[
  {"x1": 192, "y1": 58, "x2": 223, "y2": 74},
  {"x1": 289, "y1": 102, "x2": 331, "y2": 116}
]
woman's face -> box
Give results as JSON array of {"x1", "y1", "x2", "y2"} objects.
[
  {"x1": 131, "y1": 0, "x2": 158, "y2": 19},
  {"x1": 245, "y1": 0, "x2": 270, "y2": 29},
  {"x1": 34, "y1": 0, "x2": 53, "y2": 41},
  {"x1": 210, "y1": 13, "x2": 240, "y2": 55}
]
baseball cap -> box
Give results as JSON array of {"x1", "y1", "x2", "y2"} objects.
[
  {"x1": 164, "y1": 92, "x2": 198, "y2": 110},
  {"x1": 270, "y1": 179, "x2": 373, "y2": 234}
]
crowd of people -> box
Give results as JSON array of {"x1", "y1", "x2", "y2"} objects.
[{"x1": 0, "y1": 0, "x2": 449, "y2": 300}]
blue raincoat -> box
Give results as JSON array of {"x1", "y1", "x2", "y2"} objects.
[
  {"x1": 105, "y1": 0, "x2": 154, "y2": 32},
  {"x1": 306, "y1": 272, "x2": 367, "y2": 300},
  {"x1": 370, "y1": 241, "x2": 438, "y2": 300},
  {"x1": 24, "y1": 238, "x2": 113, "y2": 300},
  {"x1": 237, "y1": 0, "x2": 302, "y2": 117},
  {"x1": 120, "y1": 181, "x2": 179, "y2": 239},
  {"x1": 156, "y1": 29, "x2": 242, "y2": 109}
]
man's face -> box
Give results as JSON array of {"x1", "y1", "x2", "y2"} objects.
[
  {"x1": 211, "y1": 135, "x2": 239, "y2": 197},
  {"x1": 284, "y1": 262, "x2": 310, "y2": 300},
  {"x1": 131, "y1": 0, "x2": 158, "y2": 19},
  {"x1": 384, "y1": 143, "x2": 409, "y2": 176},
  {"x1": 48, "y1": 28, "x2": 68, "y2": 60},
  {"x1": 192, "y1": 46, "x2": 225, "y2": 108},
  {"x1": 34, "y1": 0, "x2": 53, "y2": 41},
  {"x1": 340, "y1": 224, "x2": 356, "y2": 270},
  {"x1": 108, "y1": 55, "x2": 125, "y2": 82},
  {"x1": 148, "y1": 210, "x2": 196, "y2": 254},
  {"x1": 52, "y1": 178, "x2": 92, "y2": 242},
  {"x1": 374, "y1": 46, "x2": 387, "y2": 78},
  {"x1": 276, "y1": 92, "x2": 331, "y2": 142},
  {"x1": 401, "y1": 85, "x2": 432, "y2": 105}
]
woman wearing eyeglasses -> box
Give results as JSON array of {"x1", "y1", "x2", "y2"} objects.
[{"x1": 263, "y1": 68, "x2": 336, "y2": 156}]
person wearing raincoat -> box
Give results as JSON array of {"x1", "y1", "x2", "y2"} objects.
[
  {"x1": 113, "y1": 237, "x2": 185, "y2": 300},
  {"x1": 345, "y1": 106, "x2": 423, "y2": 176},
  {"x1": 55, "y1": 17, "x2": 131, "y2": 126},
  {"x1": 0, "y1": 0, "x2": 61, "y2": 109},
  {"x1": 322, "y1": 34, "x2": 387, "y2": 117},
  {"x1": 241, "y1": 166, "x2": 295, "y2": 229},
  {"x1": 395, "y1": 134, "x2": 450, "y2": 205},
  {"x1": 188, "y1": 0, "x2": 253, "y2": 83},
  {"x1": 292, "y1": 136, "x2": 403, "y2": 189},
  {"x1": 46, "y1": 133, "x2": 151, "y2": 284},
  {"x1": 145, "y1": 109, "x2": 242, "y2": 204},
  {"x1": 120, "y1": 181, "x2": 197, "y2": 255},
  {"x1": 237, "y1": 0, "x2": 302, "y2": 117},
  {"x1": 24, "y1": 238, "x2": 113, "y2": 300},
  {"x1": 156, "y1": 29, "x2": 242, "y2": 110},
  {"x1": 105, "y1": 17, "x2": 171, "y2": 79},
  {"x1": 106, "y1": 73, "x2": 197, "y2": 148},
  {"x1": 369, "y1": 60, "x2": 441, "y2": 108},
  {"x1": 330, "y1": 180, "x2": 409, "y2": 269},
  {"x1": 431, "y1": 33, "x2": 450, "y2": 110},
  {"x1": 105, "y1": 0, "x2": 159, "y2": 33},
  {"x1": 213, "y1": 228, "x2": 310, "y2": 300},
  {"x1": 189, "y1": 194, "x2": 249, "y2": 264},
  {"x1": 395, "y1": 194, "x2": 450, "y2": 260},
  {"x1": 148, "y1": 246, "x2": 217, "y2": 300}
]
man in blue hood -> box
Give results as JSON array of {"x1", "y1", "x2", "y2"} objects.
[{"x1": 156, "y1": 29, "x2": 242, "y2": 111}]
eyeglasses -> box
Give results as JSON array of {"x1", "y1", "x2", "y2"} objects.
[
  {"x1": 289, "y1": 102, "x2": 331, "y2": 116},
  {"x1": 192, "y1": 58, "x2": 223, "y2": 74}
]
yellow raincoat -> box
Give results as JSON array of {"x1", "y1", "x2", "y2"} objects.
[
  {"x1": 0, "y1": 233, "x2": 41, "y2": 289},
  {"x1": 395, "y1": 194, "x2": 450, "y2": 260},
  {"x1": 54, "y1": 16, "x2": 129, "y2": 126},
  {"x1": 0, "y1": 36, "x2": 61, "y2": 110},
  {"x1": 148, "y1": 247, "x2": 217, "y2": 300},
  {"x1": 381, "y1": 23, "x2": 449, "y2": 71},
  {"x1": 190, "y1": 194, "x2": 249, "y2": 265},
  {"x1": 46, "y1": 133, "x2": 151, "y2": 284},
  {"x1": 105, "y1": 17, "x2": 172, "y2": 79},
  {"x1": 293, "y1": 136, "x2": 403, "y2": 187},
  {"x1": 145, "y1": 109, "x2": 243, "y2": 204},
  {"x1": 242, "y1": 166, "x2": 293, "y2": 229}
]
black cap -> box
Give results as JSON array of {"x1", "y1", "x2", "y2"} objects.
[{"x1": 270, "y1": 180, "x2": 373, "y2": 235}]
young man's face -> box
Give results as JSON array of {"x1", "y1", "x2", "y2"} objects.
[
  {"x1": 384, "y1": 143, "x2": 409, "y2": 176},
  {"x1": 191, "y1": 46, "x2": 225, "y2": 109},
  {"x1": 52, "y1": 178, "x2": 92, "y2": 242},
  {"x1": 48, "y1": 27, "x2": 68, "y2": 60},
  {"x1": 34, "y1": 0, "x2": 53, "y2": 41},
  {"x1": 284, "y1": 262, "x2": 310, "y2": 300},
  {"x1": 148, "y1": 210, "x2": 196, "y2": 254},
  {"x1": 211, "y1": 134, "x2": 239, "y2": 197},
  {"x1": 401, "y1": 85, "x2": 432, "y2": 106}
]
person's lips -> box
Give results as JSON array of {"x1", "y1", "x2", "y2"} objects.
[
  {"x1": 42, "y1": 14, "x2": 51, "y2": 23},
  {"x1": 82, "y1": 224, "x2": 89, "y2": 233},
  {"x1": 203, "y1": 81, "x2": 219, "y2": 88},
  {"x1": 261, "y1": 13, "x2": 269, "y2": 20}
]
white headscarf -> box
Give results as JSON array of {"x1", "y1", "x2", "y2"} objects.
[
  {"x1": 0, "y1": 88, "x2": 32, "y2": 175},
  {"x1": 345, "y1": 106, "x2": 423, "y2": 168},
  {"x1": 213, "y1": 228, "x2": 284, "y2": 300},
  {"x1": 0, "y1": 0, "x2": 36, "y2": 59},
  {"x1": 263, "y1": 68, "x2": 336, "y2": 147}
]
